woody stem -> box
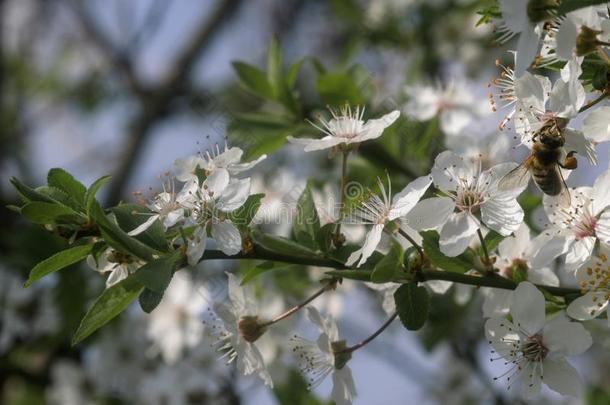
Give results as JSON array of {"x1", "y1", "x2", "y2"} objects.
[
  {"x1": 398, "y1": 228, "x2": 425, "y2": 261},
  {"x1": 260, "y1": 282, "x2": 332, "y2": 327},
  {"x1": 341, "y1": 312, "x2": 398, "y2": 353},
  {"x1": 335, "y1": 149, "x2": 349, "y2": 240}
]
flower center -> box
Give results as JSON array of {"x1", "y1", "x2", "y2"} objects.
[
  {"x1": 456, "y1": 189, "x2": 482, "y2": 212},
  {"x1": 238, "y1": 315, "x2": 267, "y2": 343},
  {"x1": 520, "y1": 333, "x2": 548, "y2": 362},
  {"x1": 579, "y1": 254, "x2": 610, "y2": 307}
]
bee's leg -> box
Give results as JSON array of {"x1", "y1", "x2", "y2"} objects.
[{"x1": 559, "y1": 151, "x2": 578, "y2": 170}]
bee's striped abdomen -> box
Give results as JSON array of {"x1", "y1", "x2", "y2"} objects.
[{"x1": 532, "y1": 166, "x2": 562, "y2": 196}]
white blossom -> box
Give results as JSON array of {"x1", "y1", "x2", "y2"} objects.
[
  {"x1": 174, "y1": 144, "x2": 266, "y2": 183},
  {"x1": 567, "y1": 244, "x2": 610, "y2": 324},
  {"x1": 204, "y1": 272, "x2": 273, "y2": 387},
  {"x1": 532, "y1": 169, "x2": 610, "y2": 270},
  {"x1": 345, "y1": 174, "x2": 432, "y2": 267},
  {"x1": 290, "y1": 307, "x2": 356, "y2": 405},
  {"x1": 486, "y1": 282, "x2": 592, "y2": 398},
  {"x1": 287, "y1": 105, "x2": 399, "y2": 152},
  {"x1": 406, "y1": 151, "x2": 525, "y2": 257},
  {"x1": 86, "y1": 248, "x2": 144, "y2": 288}
]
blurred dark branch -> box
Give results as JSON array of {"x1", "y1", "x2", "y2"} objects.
[{"x1": 79, "y1": 0, "x2": 242, "y2": 206}]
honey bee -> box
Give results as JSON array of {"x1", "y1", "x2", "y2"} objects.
[{"x1": 498, "y1": 117, "x2": 577, "y2": 208}]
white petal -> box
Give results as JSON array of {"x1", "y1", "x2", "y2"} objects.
[
  {"x1": 482, "y1": 288, "x2": 512, "y2": 318},
  {"x1": 440, "y1": 109, "x2": 471, "y2": 136},
  {"x1": 531, "y1": 235, "x2": 570, "y2": 268},
  {"x1": 510, "y1": 281, "x2": 545, "y2": 335},
  {"x1": 583, "y1": 106, "x2": 610, "y2": 143},
  {"x1": 567, "y1": 292, "x2": 608, "y2": 321},
  {"x1": 345, "y1": 224, "x2": 384, "y2": 267},
  {"x1": 217, "y1": 178, "x2": 251, "y2": 212},
  {"x1": 439, "y1": 212, "x2": 479, "y2": 257},
  {"x1": 204, "y1": 169, "x2": 230, "y2": 197},
  {"x1": 485, "y1": 317, "x2": 520, "y2": 358},
  {"x1": 597, "y1": 211, "x2": 610, "y2": 243},
  {"x1": 127, "y1": 214, "x2": 159, "y2": 236},
  {"x1": 174, "y1": 155, "x2": 205, "y2": 182},
  {"x1": 213, "y1": 146, "x2": 243, "y2": 168},
  {"x1": 359, "y1": 110, "x2": 400, "y2": 142},
  {"x1": 565, "y1": 237, "x2": 594, "y2": 270},
  {"x1": 521, "y1": 362, "x2": 543, "y2": 399},
  {"x1": 228, "y1": 154, "x2": 266, "y2": 174},
  {"x1": 542, "y1": 359, "x2": 583, "y2": 398},
  {"x1": 287, "y1": 135, "x2": 344, "y2": 152},
  {"x1": 187, "y1": 227, "x2": 207, "y2": 266},
  {"x1": 106, "y1": 266, "x2": 129, "y2": 287},
  {"x1": 515, "y1": 25, "x2": 541, "y2": 77},
  {"x1": 527, "y1": 267, "x2": 559, "y2": 286},
  {"x1": 431, "y1": 151, "x2": 473, "y2": 192},
  {"x1": 426, "y1": 280, "x2": 452, "y2": 294},
  {"x1": 550, "y1": 79, "x2": 586, "y2": 119},
  {"x1": 225, "y1": 272, "x2": 246, "y2": 314},
  {"x1": 592, "y1": 169, "x2": 610, "y2": 215},
  {"x1": 211, "y1": 221, "x2": 242, "y2": 256},
  {"x1": 499, "y1": 0, "x2": 529, "y2": 32},
  {"x1": 481, "y1": 195, "x2": 524, "y2": 236},
  {"x1": 514, "y1": 72, "x2": 548, "y2": 114},
  {"x1": 388, "y1": 175, "x2": 432, "y2": 220},
  {"x1": 555, "y1": 18, "x2": 578, "y2": 61},
  {"x1": 543, "y1": 317, "x2": 593, "y2": 356},
  {"x1": 498, "y1": 222, "x2": 531, "y2": 259},
  {"x1": 563, "y1": 128, "x2": 597, "y2": 165},
  {"x1": 404, "y1": 197, "x2": 454, "y2": 231},
  {"x1": 331, "y1": 367, "x2": 357, "y2": 405}
]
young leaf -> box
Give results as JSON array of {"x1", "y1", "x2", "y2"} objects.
[
  {"x1": 232, "y1": 62, "x2": 274, "y2": 99},
  {"x1": 72, "y1": 277, "x2": 144, "y2": 345},
  {"x1": 394, "y1": 282, "x2": 429, "y2": 331},
  {"x1": 111, "y1": 204, "x2": 169, "y2": 252},
  {"x1": 228, "y1": 193, "x2": 264, "y2": 227},
  {"x1": 267, "y1": 37, "x2": 283, "y2": 97},
  {"x1": 371, "y1": 243, "x2": 403, "y2": 283},
  {"x1": 139, "y1": 288, "x2": 164, "y2": 313},
  {"x1": 241, "y1": 261, "x2": 301, "y2": 285},
  {"x1": 10, "y1": 176, "x2": 56, "y2": 203},
  {"x1": 316, "y1": 72, "x2": 364, "y2": 106},
  {"x1": 252, "y1": 230, "x2": 320, "y2": 258},
  {"x1": 25, "y1": 244, "x2": 92, "y2": 287},
  {"x1": 47, "y1": 168, "x2": 87, "y2": 206},
  {"x1": 85, "y1": 175, "x2": 111, "y2": 215},
  {"x1": 21, "y1": 201, "x2": 84, "y2": 225},
  {"x1": 421, "y1": 231, "x2": 473, "y2": 273},
  {"x1": 293, "y1": 182, "x2": 321, "y2": 251},
  {"x1": 90, "y1": 202, "x2": 159, "y2": 261},
  {"x1": 134, "y1": 253, "x2": 181, "y2": 293}
]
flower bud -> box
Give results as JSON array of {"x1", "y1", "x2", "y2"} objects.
[
  {"x1": 331, "y1": 340, "x2": 352, "y2": 370},
  {"x1": 576, "y1": 26, "x2": 602, "y2": 57},
  {"x1": 506, "y1": 258, "x2": 529, "y2": 283},
  {"x1": 238, "y1": 316, "x2": 267, "y2": 343}
]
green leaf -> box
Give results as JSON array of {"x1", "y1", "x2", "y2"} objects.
[
  {"x1": 232, "y1": 62, "x2": 274, "y2": 99},
  {"x1": 241, "y1": 261, "x2": 301, "y2": 285},
  {"x1": 25, "y1": 244, "x2": 92, "y2": 287},
  {"x1": 10, "y1": 176, "x2": 56, "y2": 203},
  {"x1": 286, "y1": 59, "x2": 304, "y2": 88},
  {"x1": 85, "y1": 175, "x2": 111, "y2": 215},
  {"x1": 267, "y1": 37, "x2": 283, "y2": 97},
  {"x1": 47, "y1": 168, "x2": 87, "y2": 206},
  {"x1": 316, "y1": 72, "x2": 364, "y2": 106},
  {"x1": 482, "y1": 230, "x2": 505, "y2": 254},
  {"x1": 421, "y1": 231, "x2": 473, "y2": 273},
  {"x1": 592, "y1": 65, "x2": 608, "y2": 91},
  {"x1": 111, "y1": 204, "x2": 169, "y2": 252},
  {"x1": 90, "y1": 202, "x2": 159, "y2": 261},
  {"x1": 558, "y1": 0, "x2": 609, "y2": 14},
  {"x1": 394, "y1": 283, "x2": 429, "y2": 331},
  {"x1": 293, "y1": 182, "x2": 321, "y2": 251},
  {"x1": 252, "y1": 230, "x2": 320, "y2": 258},
  {"x1": 72, "y1": 277, "x2": 144, "y2": 345},
  {"x1": 134, "y1": 254, "x2": 181, "y2": 293},
  {"x1": 228, "y1": 193, "x2": 264, "y2": 227},
  {"x1": 371, "y1": 243, "x2": 403, "y2": 283},
  {"x1": 139, "y1": 288, "x2": 164, "y2": 313},
  {"x1": 325, "y1": 269, "x2": 371, "y2": 281},
  {"x1": 316, "y1": 223, "x2": 336, "y2": 254},
  {"x1": 21, "y1": 201, "x2": 84, "y2": 225}
]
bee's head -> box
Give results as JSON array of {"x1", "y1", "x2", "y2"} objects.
[{"x1": 539, "y1": 132, "x2": 564, "y2": 148}]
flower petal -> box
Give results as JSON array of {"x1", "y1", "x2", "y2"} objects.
[
  {"x1": 217, "y1": 178, "x2": 251, "y2": 212},
  {"x1": 510, "y1": 281, "x2": 545, "y2": 335},
  {"x1": 331, "y1": 367, "x2": 357, "y2": 405},
  {"x1": 439, "y1": 212, "x2": 479, "y2": 257},
  {"x1": 482, "y1": 288, "x2": 512, "y2": 318},
  {"x1": 542, "y1": 359, "x2": 582, "y2": 398},
  {"x1": 211, "y1": 221, "x2": 242, "y2": 256},
  {"x1": 543, "y1": 316, "x2": 592, "y2": 356},
  {"x1": 187, "y1": 227, "x2": 207, "y2": 266},
  {"x1": 567, "y1": 292, "x2": 608, "y2": 321},
  {"x1": 345, "y1": 223, "x2": 384, "y2": 267},
  {"x1": 287, "y1": 135, "x2": 344, "y2": 152},
  {"x1": 514, "y1": 24, "x2": 541, "y2": 77},
  {"x1": 404, "y1": 197, "x2": 454, "y2": 231},
  {"x1": 359, "y1": 110, "x2": 400, "y2": 142},
  {"x1": 481, "y1": 195, "x2": 524, "y2": 236},
  {"x1": 583, "y1": 106, "x2": 610, "y2": 143},
  {"x1": 389, "y1": 175, "x2": 432, "y2": 220}
]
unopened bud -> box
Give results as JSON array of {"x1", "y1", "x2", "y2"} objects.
[
  {"x1": 576, "y1": 26, "x2": 602, "y2": 57},
  {"x1": 507, "y1": 258, "x2": 529, "y2": 283},
  {"x1": 238, "y1": 316, "x2": 267, "y2": 343}
]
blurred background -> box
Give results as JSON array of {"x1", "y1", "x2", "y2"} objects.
[{"x1": 2, "y1": 0, "x2": 610, "y2": 404}]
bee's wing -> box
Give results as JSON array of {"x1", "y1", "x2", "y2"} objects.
[
  {"x1": 555, "y1": 166, "x2": 571, "y2": 208},
  {"x1": 498, "y1": 163, "x2": 531, "y2": 191}
]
